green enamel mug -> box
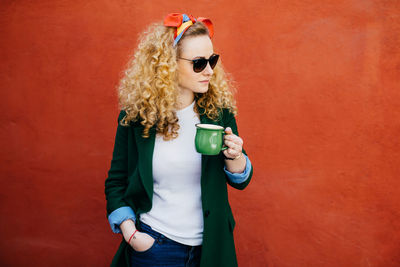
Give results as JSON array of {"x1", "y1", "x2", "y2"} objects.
[{"x1": 195, "y1": 123, "x2": 228, "y2": 155}]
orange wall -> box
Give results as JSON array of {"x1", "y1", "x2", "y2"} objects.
[{"x1": 1, "y1": 1, "x2": 399, "y2": 266}]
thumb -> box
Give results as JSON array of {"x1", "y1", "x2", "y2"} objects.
[{"x1": 224, "y1": 127, "x2": 232, "y2": 134}]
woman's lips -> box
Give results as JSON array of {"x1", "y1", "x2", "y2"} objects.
[{"x1": 199, "y1": 80, "x2": 209, "y2": 83}]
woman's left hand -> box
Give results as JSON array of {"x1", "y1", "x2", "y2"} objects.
[{"x1": 223, "y1": 127, "x2": 243, "y2": 160}]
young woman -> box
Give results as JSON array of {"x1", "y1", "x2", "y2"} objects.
[{"x1": 105, "y1": 13, "x2": 253, "y2": 267}]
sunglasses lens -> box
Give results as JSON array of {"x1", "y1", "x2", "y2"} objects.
[
  {"x1": 209, "y1": 54, "x2": 219, "y2": 69},
  {"x1": 191, "y1": 54, "x2": 220, "y2": 72},
  {"x1": 193, "y1": 59, "x2": 207, "y2": 73}
]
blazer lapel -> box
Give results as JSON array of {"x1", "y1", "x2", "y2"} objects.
[
  {"x1": 133, "y1": 126, "x2": 155, "y2": 201},
  {"x1": 199, "y1": 112, "x2": 218, "y2": 182},
  {"x1": 199, "y1": 110, "x2": 224, "y2": 189}
]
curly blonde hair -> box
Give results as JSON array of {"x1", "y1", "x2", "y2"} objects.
[{"x1": 118, "y1": 21, "x2": 237, "y2": 140}]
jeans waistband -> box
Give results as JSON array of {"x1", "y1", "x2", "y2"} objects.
[
  {"x1": 137, "y1": 221, "x2": 201, "y2": 248},
  {"x1": 138, "y1": 221, "x2": 165, "y2": 240}
]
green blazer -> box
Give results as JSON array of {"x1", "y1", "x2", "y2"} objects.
[{"x1": 105, "y1": 108, "x2": 253, "y2": 267}]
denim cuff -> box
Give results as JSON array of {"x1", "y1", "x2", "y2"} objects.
[
  {"x1": 108, "y1": 206, "x2": 136, "y2": 234},
  {"x1": 224, "y1": 154, "x2": 252, "y2": 183}
]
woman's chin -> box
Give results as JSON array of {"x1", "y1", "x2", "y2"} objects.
[{"x1": 196, "y1": 85, "x2": 209, "y2": 94}]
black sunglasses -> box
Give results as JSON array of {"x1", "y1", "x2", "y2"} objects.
[{"x1": 178, "y1": 54, "x2": 219, "y2": 73}]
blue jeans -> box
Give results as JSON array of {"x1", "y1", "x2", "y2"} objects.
[{"x1": 129, "y1": 222, "x2": 202, "y2": 267}]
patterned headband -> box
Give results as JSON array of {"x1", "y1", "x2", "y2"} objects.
[{"x1": 163, "y1": 13, "x2": 214, "y2": 46}]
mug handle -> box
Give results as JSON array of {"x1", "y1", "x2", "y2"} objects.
[{"x1": 221, "y1": 131, "x2": 228, "y2": 151}]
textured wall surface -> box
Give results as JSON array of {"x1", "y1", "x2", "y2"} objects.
[{"x1": 1, "y1": 0, "x2": 399, "y2": 266}]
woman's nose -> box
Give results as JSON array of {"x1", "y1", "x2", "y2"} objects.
[{"x1": 203, "y1": 62, "x2": 213, "y2": 75}]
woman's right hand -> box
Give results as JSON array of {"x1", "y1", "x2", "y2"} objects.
[
  {"x1": 120, "y1": 219, "x2": 156, "y2": 252},
  {"x1": 129, "y1": 231, "x2": 156, "y2": 252}
]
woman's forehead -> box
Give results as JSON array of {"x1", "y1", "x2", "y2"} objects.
[{"x1": 179, "y1": 35, "x2": 214, "y2": 58}]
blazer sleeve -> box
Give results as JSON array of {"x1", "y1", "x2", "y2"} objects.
[
  {"x1": 104, "y1": 110, "x2": 131, "y2": 217},
  {"x1": 223, "y1": 109, "x2": 253, "y2": 190}
]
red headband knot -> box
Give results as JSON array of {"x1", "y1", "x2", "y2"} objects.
[{"x1": 164, "y1": 13, "x2": 214, "y2": 46}]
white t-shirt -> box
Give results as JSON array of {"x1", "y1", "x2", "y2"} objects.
[{"x1": 140, "y1": 100, "x2": 203, "y2": 246}]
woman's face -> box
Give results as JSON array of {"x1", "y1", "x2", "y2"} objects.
[{"x1": 177, "y1": 35, "x2": 215, "y2": 96}]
